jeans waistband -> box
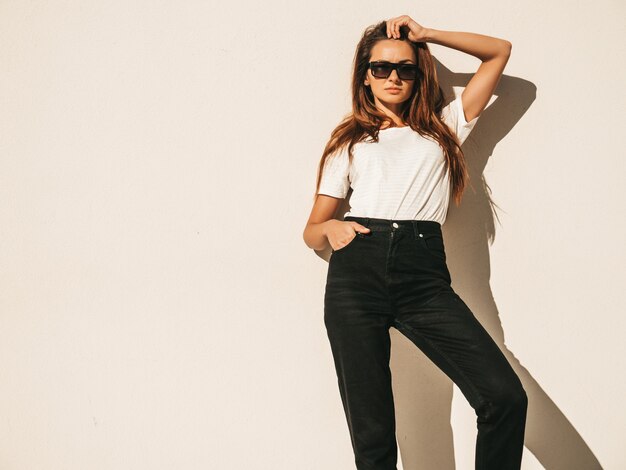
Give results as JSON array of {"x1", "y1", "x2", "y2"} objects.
[{"x1": 344, "y1": 216, "x2": 442, "y2": 235}]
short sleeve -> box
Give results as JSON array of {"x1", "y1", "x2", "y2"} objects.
[
  {"x1": 317, "y1": 147, "x2": 350, "y2": 199},
  {"x1": 440, "y1": 91, "x2": 480, "y2": 145}
]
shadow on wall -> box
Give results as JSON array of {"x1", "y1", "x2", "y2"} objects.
[{"x1": 315, "y1": 60, "x2": 604, "y2": 470}]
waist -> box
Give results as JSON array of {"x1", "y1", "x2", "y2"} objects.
[{"x1": 344, "y1": 216, "x2": 441, "y2": 235}]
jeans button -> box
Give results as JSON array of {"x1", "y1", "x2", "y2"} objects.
[{"x1": 392, "y1": 222, "x2": 399, "y2": 228}]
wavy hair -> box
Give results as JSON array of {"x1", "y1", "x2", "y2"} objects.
[{"x1": 314, "y1": 20, "x2": 472, "y2": 206}]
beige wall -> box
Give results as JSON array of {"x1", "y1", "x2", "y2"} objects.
[{"x1": 1, "y1": 1, "x2": 624, "y2": 469}]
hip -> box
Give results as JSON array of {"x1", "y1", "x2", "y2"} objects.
[{"x1": 327, "y1": 216, "x2": 452, "y2": 283}]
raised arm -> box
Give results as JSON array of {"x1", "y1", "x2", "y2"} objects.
[
  {"x1": 386, "y1": 16, "x2": 511, "y2": 123},
  {"x1": 423, "y1": 28, "x2": 511, "y2": 122}
]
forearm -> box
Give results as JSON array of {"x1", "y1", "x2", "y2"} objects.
[
  {"x1": 303, "y1": 220, "x2": 332, "y2": 251},
  {"x1": 423, "y1": 28, "x2": 511, "y2": 61}
]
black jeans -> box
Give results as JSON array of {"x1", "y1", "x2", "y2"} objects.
[{"x1": 324, "y1": 216, "x2": 528, "y2": 470}]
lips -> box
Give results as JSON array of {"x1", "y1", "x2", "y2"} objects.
[{"x1": 386, "y1": 88, "x2": 401, "y2": 91}]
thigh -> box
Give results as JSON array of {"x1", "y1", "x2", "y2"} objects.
[
  {"x1": 324, "y1": 241, "x2": 396, "y2": 404},
  {"x1": 324, "y1": 269, "x2": 394, "y2": 386},
  {"x1": 393, "y1": 288, "x2": 523, "y2": 410}
]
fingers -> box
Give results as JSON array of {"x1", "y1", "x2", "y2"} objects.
[
  {"x1": 386, "y1": 16, "x2": 409, "y2": 39},
  {"x1": 349, "y1": 222, "x2": 371, "y2": 233},
  {"x1": 386, "y1": 18, "x2": 398, "y2": 38}
]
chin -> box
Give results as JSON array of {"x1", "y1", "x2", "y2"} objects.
[{"x1": 378, "y1": 96, "x2": 411, "y2": 105}]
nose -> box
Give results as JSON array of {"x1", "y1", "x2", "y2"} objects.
[{"x1": 388, "y1": 69, "x2": 401, "y2": 81}]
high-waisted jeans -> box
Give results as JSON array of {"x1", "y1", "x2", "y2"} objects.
[{"x1": 324, "y1": 216, "x2": 528, "y2": 470}]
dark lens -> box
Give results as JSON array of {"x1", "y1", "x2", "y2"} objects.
[
  {"x1": 371, "y1": 63, "x2": 392, "y2": 78},
  {"x1": 398, "y1": 64, "x2": 418, "y2": 80}
]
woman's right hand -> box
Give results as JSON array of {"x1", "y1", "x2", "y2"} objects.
[{"x1": 324, "y1": 220, "x2": 371, "y2": 251}]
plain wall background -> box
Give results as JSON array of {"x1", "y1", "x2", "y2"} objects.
[{"x1": 1, "y1": 1, "x2": 624, "y2": 469}]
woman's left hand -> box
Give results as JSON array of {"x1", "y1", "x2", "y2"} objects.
[{"x1": 386, "y1": 15, "x2": 429, "y2": 43}]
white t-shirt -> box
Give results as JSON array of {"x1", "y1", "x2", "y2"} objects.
[{"x1": 317, "y1": 91, "x2": 480, "y2": 225}]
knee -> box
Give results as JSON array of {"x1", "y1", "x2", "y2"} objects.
[
  {"x1": 510, "y1": 387, "x2": 528, "y2": 412},
  {"x1": 479, "y1": 384, "x2": 528, "y2": 419},
  {"x1": 495, "y1": 385, "x2": 528, "y2": 414}
]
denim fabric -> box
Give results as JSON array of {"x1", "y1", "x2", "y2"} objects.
[{"x1": 324, "y1": 216, "x2": 528, "y2": 470}]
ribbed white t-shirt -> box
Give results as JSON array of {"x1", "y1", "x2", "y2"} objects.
[{"x1": 317, "y1": 90, "x2": 480, "y2": 224}]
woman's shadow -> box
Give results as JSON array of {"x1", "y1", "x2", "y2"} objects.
[{"x1": 317, "y1": 60, "x2": 603, "y2": 469}]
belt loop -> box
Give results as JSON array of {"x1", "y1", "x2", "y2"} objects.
[{"x1": 412, "y1": 220, "x2": 419, "y2": 240}]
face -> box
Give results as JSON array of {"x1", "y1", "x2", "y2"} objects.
[{"x1": 364, "y1": 40, "x2": 418, "y2": 111}]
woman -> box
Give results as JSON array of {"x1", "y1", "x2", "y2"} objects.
[{"x1": 302, "y1": 16, "x2": 528, "y2": 470}]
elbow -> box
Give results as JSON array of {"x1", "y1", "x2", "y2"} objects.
[
  {"x1": 502, "y1": 40, "x2": 512, "y2": 56},
  {"x1": 302, "y1": 230, "x2": 309, "y2": 250},
  {"x1": 302, "y1": 227, "x2": 313, "y2": 250}
]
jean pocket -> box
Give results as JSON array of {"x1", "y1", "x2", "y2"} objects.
[
  {"x1": 332, "y1": 232, "x2": 362, "y2": 254},
  {"x1": 418, "y1": 232, "x2": 446, "y2": 260}
]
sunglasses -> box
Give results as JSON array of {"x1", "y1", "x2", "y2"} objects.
[{"x1": 368, "y1": 61, "x2": 420, "y2": 80}]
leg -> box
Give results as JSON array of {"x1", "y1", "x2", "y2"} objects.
[
  {"x1": 324, "y1": 309, "x2": 398, "y2": 470},
  {"x1": 393, "y1": 288, "x2": 528, "y2": 470}
]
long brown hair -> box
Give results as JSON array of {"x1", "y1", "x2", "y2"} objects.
[{"x1": 314, "y1": 20, "x2": 472, "y2": 206}]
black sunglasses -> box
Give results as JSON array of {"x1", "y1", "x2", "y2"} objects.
[{"x1": 368, "y1": 61, "x2": 420, "y2": 80}]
